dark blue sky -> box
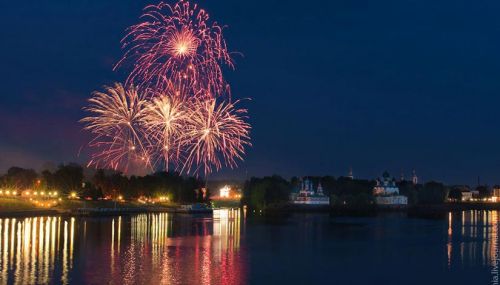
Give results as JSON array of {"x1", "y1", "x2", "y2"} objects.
[{"x1": 1, "y1": 0, "x2": 500, "y2": 184}]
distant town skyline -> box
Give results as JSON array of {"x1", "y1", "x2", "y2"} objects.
[{"x1": 2, "y1": 0, "x2": 500, "y2": 185}]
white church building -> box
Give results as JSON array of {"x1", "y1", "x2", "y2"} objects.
[{"x1": 373, "y1": 171, "x2": 408, "y2": 206}]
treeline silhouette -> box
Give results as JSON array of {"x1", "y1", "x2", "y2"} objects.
[
  {"x1": 243, "y1": 175, "x2": 450, "y2": 210},
  {"x1": 0, "y1": 163, "x2": 208, "y2": 203}
]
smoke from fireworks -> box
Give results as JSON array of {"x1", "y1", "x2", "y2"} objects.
[{"x1": 116, "y1": 0, "x2": 233, "y2": 97}]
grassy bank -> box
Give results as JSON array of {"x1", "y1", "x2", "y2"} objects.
[
  {"x1": 0, "y1": 197, "x2": 38, "y2": 211},
  {"x1": 0, "y1": 197, "x2": 178, "y2": 217}
]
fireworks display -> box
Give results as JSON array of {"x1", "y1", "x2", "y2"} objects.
[
  {"x1": 142, "y1": 94, "x2": 188, "y2": 170},
  {"x1": 115, "y1": 0, "x2": 233, "y2": 97},
  {"x1": 80, "y1": 83, "x2": 151, "y2": 172},
  {"x1": 181, "y1": 99, "x2": 251, "y2": 176},
  {"x1": 83, "y1": 0, "x2": 251, "y2": 176}
]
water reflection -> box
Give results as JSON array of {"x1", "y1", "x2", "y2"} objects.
[
  {"x1": 447, "y1": 210, "x2": 500, "y2": 268},
  {"x1": 0, "y1": 209, "x2": 244, "y2": 284},
  {"x1": 0, "y1": 217, "x2": 75, "y2": 285},
  {"x1": 2, "y1": 210, "x2": 500, "y2": 284}
]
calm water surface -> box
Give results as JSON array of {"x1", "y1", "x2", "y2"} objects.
[{"x1": 0, "y1": 209, "x2": 497, "y2": 284}]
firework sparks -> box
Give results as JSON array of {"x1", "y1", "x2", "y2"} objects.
[
  {"x1": 142, "y1": 94, "x2": 189, "y2": 170},
  {"x1": 81, "y1": 83, "x2": 151, "y2": 172},
  {"x1": 83, "y1": 1, "x2": 251, "y2": 177},
  {"x1": 181, "y1": 98, "x2": 251, "y2": 176},
  {"x1": 116, "y1": 0, "x2": 233, "y2": 97}
]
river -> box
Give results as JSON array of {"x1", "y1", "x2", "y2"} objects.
[{"x1": 0, "y1": 209, "x2": 496, "y2": 284}]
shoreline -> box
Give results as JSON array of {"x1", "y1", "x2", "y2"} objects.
[
  {"x1": 0, "y1": 205, "x2": 179, "y2": 218},
  {"x1": 2, "y1": 202, "x2": 500, "y2": 219}
]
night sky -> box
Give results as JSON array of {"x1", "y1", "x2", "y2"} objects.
[{"x1": 1, "y1": 0, "x2": 500, "y2": 185}]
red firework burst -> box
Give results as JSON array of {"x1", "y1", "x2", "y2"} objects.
[{"x1": 116, "y1": 0, "x2": 233, "y2": 97}]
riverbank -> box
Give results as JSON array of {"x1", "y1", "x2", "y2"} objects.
[
  {"x1": 251, "y1": 202, "x2": 500, "y2": 217},
  {"x1": 3, "y1": 198, "x2": 500, "y2": 218},
  {"x1": 0, "y1": 197, "x2": 177, "y2": 218}
]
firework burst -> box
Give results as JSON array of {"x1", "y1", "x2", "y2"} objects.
[
  {"x1": 142, "y1": 94, "x2": 190, "y2": 170},
  {"x1": 181, "y1": 98, "x2": 251, "y2": 176},
  {"x1": 116, "y1": 0, "x2": 233, "y2": 97},
  {"x1": 83, "y1": 1, "x2": 251, "y2": 177},
  {"x1": 81, "y1": 83, "x2": 151, "y2": 172}
]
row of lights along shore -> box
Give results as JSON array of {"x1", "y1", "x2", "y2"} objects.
[{"x1": 1, "y1": 188, "x2": 172, "y2": 207}]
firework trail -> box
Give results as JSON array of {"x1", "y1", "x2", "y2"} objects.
[
  {"x1": 181, "y1": 98, "x2": 251, "y2": 176},
  {"x1": 116, "y1": 0, "x2": 233, "y2": 97},
  {"x1": 81, "y1": 83, "x2": 151, "y2": 172}
]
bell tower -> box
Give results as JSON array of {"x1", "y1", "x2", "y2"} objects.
[
  {"x1": 348, "y1": 167, "x2": 354, "y2": 180},
  {"x1": 412, "y1": 170, "x2": 418, "y2": 185}
]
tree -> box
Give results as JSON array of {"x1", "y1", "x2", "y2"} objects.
[
  {"x1": 242, "y1": 176, "x2": 291, "y2": 210},
  {"x1": 82, "y1": 182, "x2": 103, "y2": 200},
  {"x1": 53, "y1": 164, "x2": 83, "y2": 194},
  {"x1": 398, "y1": 180, "x2": 419, "y2": 205},
  {"x1": 476, "y1": 185, "x2": 491, "y2": 199},
  {"x1": 418, "y1": 182, "x2": 449, "y2": 204},
  {"x1": 448, "y1": 186, "x2": 463, "y2": 201},
  {"x1": 4, "y1": 167, "x2": 37, "y2": 189}
]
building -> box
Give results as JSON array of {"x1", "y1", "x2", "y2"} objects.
[
  {"x1": 461, "y1": 191, "x2": 473, "y2": 202},
  {"x1": 373, "y1": 171, "x2": 408, "y2": 206},
  {"x1": 216, "y1": 185, "x2": 242, "y2": 200},
  {"x1": 347, "y1": 167, "x2": 354, "y2": 180},
  {"x1": 493, "y1": 186, "x2": 500, "y2": 198},
  {"x1": 220, "y1": 185, "x2": 230, "y2": 198},
  {"x1": 290, "y1": 178, "x2": 330, "y2": 205},
  {"x1": 412, "y1": 170, "x2": 418, "y2": 185},
  {"x1": 373, "y1": 171, "x2": 400, "y2": 195}
]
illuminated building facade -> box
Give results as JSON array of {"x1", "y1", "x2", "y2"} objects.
[
  {"x1": 290, "y1": 178, "x2": 330, "y2": 205},
  {"x1": 220, "y1": 186, "x2": 230, "y2": 198},
  {"x1": 373, "y1": 172, "x2": 408, "y2": 206}
]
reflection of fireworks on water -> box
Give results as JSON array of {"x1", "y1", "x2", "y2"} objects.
[
  {"x1": 81, "y1": 83, "x2": 151, "y2": 172},
  {"x1": 181, "y1": 99, "x2": 251, "y2": 176},
  {"x1": 116, "y1": 0, "x2": 233, "y2": 97}
]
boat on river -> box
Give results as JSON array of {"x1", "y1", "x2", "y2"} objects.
[{"x1": 175, "y1": 203, "x2": 213, "y2": 214}]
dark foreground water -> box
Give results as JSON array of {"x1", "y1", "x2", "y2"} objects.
[{"x1": 0, "y1": 209, "x2": 497, "y2": 284}]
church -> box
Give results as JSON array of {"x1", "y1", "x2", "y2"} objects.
[
  {"x1": 373, "y1": 171, "x2": 408, "y2": 206},
  {"x1": 290, "y1": 178, "x2": 330, "y2": 205}
]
